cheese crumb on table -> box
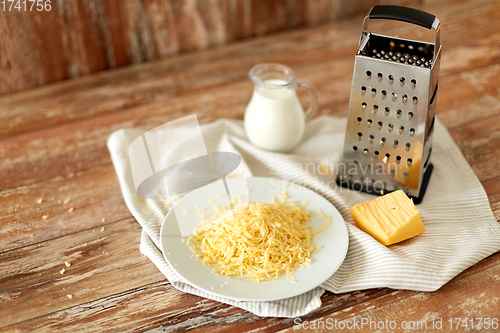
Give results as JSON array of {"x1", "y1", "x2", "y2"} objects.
[
  {"x1": 68, "y1": 207, "x2": 74, "y2": 213},
  {"x1": 67, "y1": 294, "x2": 73, "y2": 299},
  {"x1": 65, "y1": 261, "x2": 71, "y2": 267},
  {"x1": 36, "y1": 198, "x2": 43, "y2": 204},
  {"x1": 64, "y1": 198, "x2": 71, "y2": 205},
  {"x1": 101, "y1": 218, "x2": 106, "y2": 222},
  {"x1": 42, "y1": 215, "x2": 49, "y2": 220},
  {"x1": 60, "y1": 268, "x2": 66, "y2": 274},
  {"x1": 101, "y1": 227, "x2": 105, "y2": 232}
]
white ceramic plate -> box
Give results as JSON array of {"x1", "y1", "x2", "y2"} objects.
[{"x1": 159, "y1": 177, "x2": 349, "y2": 302}]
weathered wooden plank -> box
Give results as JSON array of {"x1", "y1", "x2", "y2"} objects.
[
  {"x1": 482, "y1": 177, "x2": 500, "y2": 222},
  {"x1": 0, "y1": 218, "x2": 164, "y2": 328},
  {"x1": 0, "y1": 164, "x2": 130, "y2": 253},
  {"x1": 4, "y1": 251, "x2": 500, "y2": 332},
  {"x1": 1, "y1": 0, "x2": 499, "y2": 139},
  {"x1": 2, "y1": 58, "x2": 500, "y2": 192},
  {"x1": 1, "y1": 106, "x2": 498, "y2": 257},
  {"x1": 0, "y1": 0, "x2": 421, "y2": 95},
  {"x1": 449, "y1": 114, "x2": 500, "y2": 182},
  {"x1": 0, "y1": 276, "x2": 392, "y2": 332},
  {"x1": 281, "y1": 253, "x2": 500, "y2": 332}
]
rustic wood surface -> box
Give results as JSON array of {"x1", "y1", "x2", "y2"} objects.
[
  {"x1": 0, "y1": 0, "x2": 419, "y2": 95},
  {"x1": 1, "y1": 0, "x2": 500, "y2": 331}
]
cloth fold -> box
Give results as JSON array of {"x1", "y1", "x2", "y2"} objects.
[{"x1": 107, "y1": 115, "x2": 500, "y2": 317}]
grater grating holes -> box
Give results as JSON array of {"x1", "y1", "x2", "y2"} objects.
[
  {"x1": 409, "y1": 128, "x2": 415, "y2": 137},
  {"x1": 353, "y1": 146, "x2": 358, "y2": 152},
  {"x1": 411, "y1": 79, "x2": 417, "y2": 88},
  {"x1": 408, "y1": 112, "x2": 414, "y2": 121},
  {"x1": 362, "y1": 102, "x2": 367, "y2": 110},
  {"x1": 367, "y1": 119, "x2": 373, "y2": 127},
  {"x1": 393, "y1": 140, "x2": 399, "y2": 148},
  {"x1": 371, "y1": 88, "x2": 377, "y2": 96},
  {"x1": 357, "y1": 132, "x2": 363, "y2": 140},
  {"x1": 399, "y1": 126, "x2": 404, "y2": 135},
  {"x1": 388, "y1": 123, "x2": 394, "y2": 133},
  {"x1": 412, "y1": 96, "x2": 418, "y2": 105},
  {"x1": 357, "y1": 116, "x2": 362, "y2": 124},
  {"x1": 400, "y1": 77, "x2": 405, "y2": 87},
  {"x1": 407, "y1": 158, "x2": 413, "y2": 166},
  {"x1": 392, "y1": 92, "x2": 397, "y2": 101},
  {"x1": 378, "y1": 121, "x2": 383, "y2": 130},
  {"x1": 396, "y1": 109, "x2": 402, "y2": 118},
  {"x1": 405, "y1": 143, "x2": 411, "y2": 151},
  {"x1": 381, "y1": 90, "x2": 387, "y2": 99},
  {"x1": 388, "y1": 75, "x2": 394, "y2": 84},
  {"x1": 396, "y1": 156, "x2": 401, "y2": 164},
  {"x1": 402, "y1": 94, "x2": 408, "y2": 103},
  {"x1": 369, "y1": 135, "x2": 374, "y2": 143},
  {"x1": 385, "y1": 107, "x2": 390, "y2": 116},
  {"x1": 377, "y1": 73, "x2": 383, "y2": 81},
  {"x1": 361, "y1": 86, "x2": 367, "y2": 94},
  {"x1": 374, "y1": 150, "x2": 379, "y2": 158},
  {"x1": 372, "y1": 105, "x2": 379, "y2": 113},
  {"x1": 366, "y1": 71, "x2": 372, "y2": 78},
  {"x1": 380, "y1": 137, "x2": 386, "y2": 146}
]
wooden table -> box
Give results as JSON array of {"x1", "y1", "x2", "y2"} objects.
[{"x1": 1, "y1": 0, "x2": 499, "y2": 331}]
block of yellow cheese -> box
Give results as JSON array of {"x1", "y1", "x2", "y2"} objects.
[{"x1": 350, "y1": 190, "x2": 425, "y2": 246}]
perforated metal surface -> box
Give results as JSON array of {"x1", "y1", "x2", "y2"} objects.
[{"x1": 339, "y1": 32, "x2": 440, "y2": 199}]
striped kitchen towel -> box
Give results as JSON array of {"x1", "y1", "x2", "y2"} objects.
[{"x1": 107, "y1": 115, "x2": 500, "y2": 317}]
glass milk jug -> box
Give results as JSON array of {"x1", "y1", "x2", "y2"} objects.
[{"x1": 244, "y1": 63, "x2": 318, "y2": 153}]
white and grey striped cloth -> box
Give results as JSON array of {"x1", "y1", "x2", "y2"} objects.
[{"x1": 107, "y1": 116, "x2": 500, "y2": 318}]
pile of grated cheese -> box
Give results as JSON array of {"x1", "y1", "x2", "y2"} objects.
[{"x1": 188, "y1": 197, "x2": 329, "y2": 281}]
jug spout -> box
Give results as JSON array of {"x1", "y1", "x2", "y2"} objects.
[{"x1": 248, "y1": 63, "x2": 296, "y2": 90}]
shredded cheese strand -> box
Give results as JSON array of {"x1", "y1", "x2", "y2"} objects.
[{"x1": 188, "y1": 200, "x2": 317, "y2": 281}]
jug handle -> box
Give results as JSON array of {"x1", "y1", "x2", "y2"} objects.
[{"x1": 295, "y1": 79, "x2": 318, "y2": 121}]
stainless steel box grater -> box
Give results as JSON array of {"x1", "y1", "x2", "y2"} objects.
[{"x1": 337, "y1": 5, "x2": 441, "y2": 203}]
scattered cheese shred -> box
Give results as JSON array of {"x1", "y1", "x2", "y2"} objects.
[
  {"x1": 64, "y1": 198, "x2": 71, "y2": 205},
  {"x1": 65, "y1": 261, "x2": 71, "y2": 267},
  {"x1": 348, "y1": 264, "x2": 358, "y2": 277},
  {"x1": 68, "y1": 207, "x2": 74, "y2": 213},
  {"x1": 182, "y1": 211, "x2": 192, "y2": 216},
  {"x1": 311, "y1": 210, "x2": 332, "y2": 236},
  {"x1": 135, "y1": 194, "x2": 146, "y2": 202},
  {"x1": 320, "y1": 163, "x2": 334, "y2": 175},
  {"x1": 67, "y1": 294, "x2": 73, "y2": 299},
  {"x1": 226, "y1": 172, "x2": 242, "y2": 178},
  {"x1": 37, "y1": 198, "x2": 43, "y2": 204},
  {"x1": 42, "y1": 215, "x2": 49, "y2": 220},
  {"x1": 278, "y1": 190, "x2": 288, "y2": 202},
  {"x1": 60, "y1": 268, "x2": 65, "y2": 275},
  {"x1": 188, "y1": 199, "x2": 316, "y2": 281}
]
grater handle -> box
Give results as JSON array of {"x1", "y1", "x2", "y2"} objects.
[
  {"x1": 295, "y1": 79, "x2": 318, "y2": 121},
  {"x1": 364, "y1": 5, "x2": 440, "y2": 61},
  {"x1": 369, "y1": 5, "x2": 436, "y2": 29}
]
